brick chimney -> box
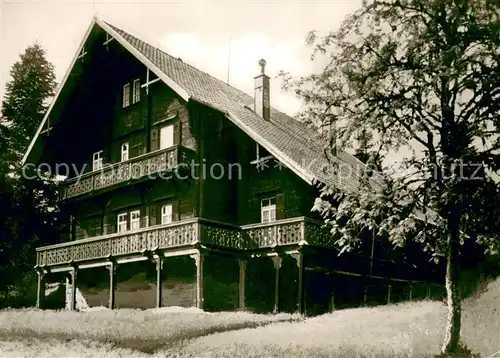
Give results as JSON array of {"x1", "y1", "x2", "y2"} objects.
[{"x1": 254, "y1": 59, "x2": 270, "y2": 120}]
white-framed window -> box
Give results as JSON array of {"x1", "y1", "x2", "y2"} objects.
[
  {"x1": 121, "y1": 142, "x2": 129, "y2": 162},
  {"x1": 130, "y1": 210, "x2": 141, "y2": 230},
  {"x1": 117, "y1": 213, "x2": 128, "y2": 233},
  {"x1": 122, "y1": 83, "x2": 130, "y2": 108},
  {"x1": 161, "y1": 204, "x2": 173, "y2": 224},
  {"x1": 132, "y1": 78, "x2": 141, "y2": 104},
  {"x1": 261, "y1": 197, "x2": 276, "y2": 223},
  {"x1": 160, "y1": 124, "x2": 174, "y2": 150},
  {"x1": 92, "y1": 150, "x2": 103, "y2": 171}
]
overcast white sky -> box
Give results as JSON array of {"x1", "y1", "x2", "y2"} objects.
[{"x1": 1, "y1": 0, "x2": 362, "y2": 118}]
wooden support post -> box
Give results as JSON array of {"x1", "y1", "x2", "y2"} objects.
[
  {"x1": 156, "y1": 256, "x2": 163, "y2": 308},
  {"x1": 69, "y1": 215, "x2": 74, "y2": 241},
  {"x1": 191, "y1": 252, "x2": 204, "y2": 309},
  {"x1": 36, "y1": 271, "x2": 45, "y2": 309},
  {"x1": 387, "y1": 283, "x2": 392, "y2": 304},
  {"x1": 238, "y1": 259, "x2": 247, "y2": 310},
  {"x1": 293, "y1": 252, "x2": 305, "y2": 314},
  {"x1": 69, "y1": 268, "x2": 78, "y2": 311},
  {"x1": 409, "y1": 281, "x2": 413, "y2": 301},
  {"x1": 107, "y1": 262, "x2": 116, "y2": 310},
  {"x1": 427, "y1": 284, "x2": 431, "y2": 299},
  {"x1": 330, "y1": 274, "x2": 335, "y2": 312},
  {"x1": 272, "y1": 256, "x2": 282, "y2": 314},
  {"x1": 363, "y1": 285, "x2": 368, "y2": 307}
]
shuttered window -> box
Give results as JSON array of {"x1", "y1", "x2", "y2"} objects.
[
  {"x1": 150, "y1": 128, "x2": 159, "y2": 151},
  {"x1": 148, "y1": 205, "x2": 158, "y2": 226},
  {"x1": 87, "y1": 216, "x2": 103, "y2": 238},
  {"x1": 260, "y1": 193, "x2": 285, "y2": 223},
  {"x1": 130, "y1": 135, "x2": 146, "y2": 158},
  {"x1": 180, "y1": 200, "x2": 194, "y2": 219},
  {"x1": 130, "y1": 210, "x2": 141, "y2": 230}
]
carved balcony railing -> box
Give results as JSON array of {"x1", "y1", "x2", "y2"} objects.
[
  {"x1": 241, "y1": 217, "x2": 332, "y2": 249},
  {"x1": 37, "y1": 218, "x2": 200, "y2": 267},
  {"x1": 35, "y1": 217, "x2": 333, "y2": 268},
  {"x1": 60, "y1": 145, "x2": 195, "y2": 200},
  {"x1": 199, "y1": 219, "x2": 257, "y2": 250}
]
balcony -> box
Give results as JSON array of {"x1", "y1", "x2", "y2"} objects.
[
  {"x1": 36, "y1": 217, "x2": 332, "y2": 268},
  {"x1": 241, "y1": 217, "x2": 335, "y2": 249},
  {"x1": 60, "y1": 146, "x2": 195, "y2": 200}
]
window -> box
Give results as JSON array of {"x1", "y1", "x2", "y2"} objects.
[
  {"x1": 130, "y1": 210, "x2": 141, "y2": 230},
  {"x1": 132, "y1": 79, "x2": 141, "y2": 104},
  {"x1": 161, "y1": 204, "x2": 173, "y2": 224},
  {"x1": 261, "y1": 197, "x2": 276, "y2": 223},
  {"x1": 92, "y1": 151, "x2": 103, "y2": 171},
  {"x1": 121, "y1": 142, "x2": 129, "y2": 162},
  {"x1": 87, "y1": 217, "x2": 103, "y2": 238},
  {"x1": 160, "y1": 124, "x2": 174, "y2": 150},
  {"x1": 117, "y1": 213, "x2": 128, "y2": 233},
  {"x1": 122, "y1": 83, "x2": 130, "y2": 108},
  {"x1": 130, "y1": 135, "x2": 146, "y2": 158}
]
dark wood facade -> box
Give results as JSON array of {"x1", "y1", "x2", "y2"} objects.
[{"x1": 32, "y1": 22, "x2": 444, "y2": 314}]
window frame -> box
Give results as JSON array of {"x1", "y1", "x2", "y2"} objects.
[
  {"x1": 92, "y1": 150, "x2": 103, "y2": 171},
  {"x1": 130, "y1": 210, "x2": 141, "y2": 231},
  {"x1": 122, "y1": 83, "x2": 130, "y2": 108},
  {"x1": 121, "y1": 142, "x2": 129, "y2": 162},
  {"x1": 117, "y1": 213, "x2": 128, "y2": 233},
  {"x1": 260, "y1": 197, "x2": 276, "y2": 223},
  {"x1": 159, "y1": 124, "x2": 174, "y2": 150},
  {"x1": 161, "y1": 204, "x2": 173, "y2": 225},
  {"x1": 250, "y1": 143, "x2": 274, "y2": 165},
  {"x1": 132, "y1": 78, "x2": 141, "y2": 104}
]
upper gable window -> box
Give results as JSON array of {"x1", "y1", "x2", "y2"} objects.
[
  {"x1": 121, "y1": 142, "x2": 129, "y2": 162},
  {"x1": 122, "y1": 83, "x2": 130, "y2": 108},
  {"x1": 132, "y1": 79, "x2": 141, "y2": 104},
  {"x1": 161, "y1": 203, "x2": 173, "y2": 225}
]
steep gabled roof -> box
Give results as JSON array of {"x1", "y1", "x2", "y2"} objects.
[{"x1": 23, "y1": 16, "x2": 376, "y2": 193}]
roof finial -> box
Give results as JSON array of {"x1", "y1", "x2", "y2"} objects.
[{"x1": 258, "y1": 58, "x2": 266, "y2": 74}]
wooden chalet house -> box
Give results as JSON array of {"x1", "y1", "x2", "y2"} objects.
[{"x1": 24, "y1": 17, "x2": 443, "y2": 314}]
